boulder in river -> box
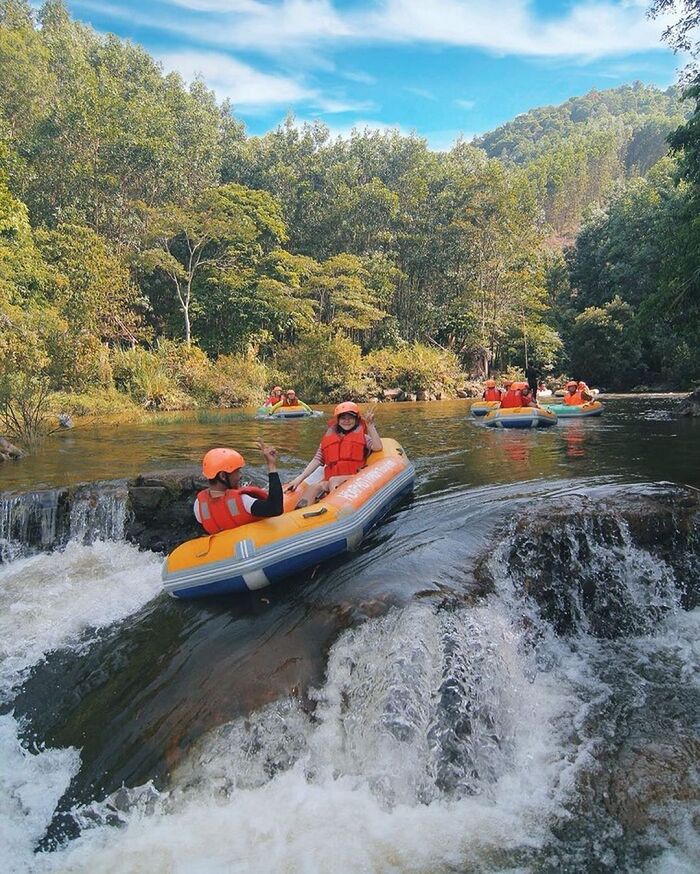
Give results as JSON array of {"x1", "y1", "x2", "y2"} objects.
[
  {"x1": 476, "y1": 484, "x2": 700, "y2": 637},
  {"x1": 0, "y1": 436, "x2": 23, "y2": 462},
  {"x1": 678, "y1": 387, "x2": 700, "y2": 417}
]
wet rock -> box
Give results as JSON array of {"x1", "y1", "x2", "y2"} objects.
[
  {"x1": 382, "y1": 388, "x2": 404, "y2": 401},
  {"x1": 678, "y1": 387, "x2": 700, "y2": 417},
  {"x1": 125, "y1": 468, "x2": 204, "y2": 553},
  {"x1": 58, "y1": 414, "x2": 74, "y2": 429},
  {"x1": 416, "y1": 390, "x2": 429, "y2": 401},
  {"x1": 0, "y1": 435, "x2": 23, "y2": 462},
  {"x1": 476, "y1": 485, "x2": 700, "y2": 637}
]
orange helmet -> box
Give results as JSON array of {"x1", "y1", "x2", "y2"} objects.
[
  {"x1": 334, "y1": 401, "x2": 360, "y2": 417},
  {"x1": 503, "y1": 379, "x2": 513, "y2": 387},
  {"x1": 202, "y1": 447, "x2": 245, "y2": 479},
  {"x1": 273, "y1": 385, "x2": 282, "y2": 392},
  {"x1": 485, "y1": 379, "x2": 496, "y2": 388},
  {"x1": 514, "y1": 381, "x2": 528, "y2": 390},
  {"x1": 566, "y1": 380, "x2": 578, "y2": 389}
]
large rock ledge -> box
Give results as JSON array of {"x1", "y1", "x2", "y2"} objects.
[
  {"x1": 679, "y1": 387, "x2": 700, "y2": 416},
  {"x1": 125, "y1": 469, "x2": 205, "y2": 552},
  {"x1": 1, "y1": 468, "x2": 207, "y2": 558},
  {"x1": 476, "y1": 484, "x2": 700, "y2": 637}
]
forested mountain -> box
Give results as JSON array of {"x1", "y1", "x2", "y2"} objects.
[
  {"x1": 476, "y1": 84, "x2": 688, "y2": 236},
  {"x1": 476, "y1": 84, "x2": 684, "y2": 168},
  {"x1": 1, "y1": 0, "x2": 698, "y2": 442}
]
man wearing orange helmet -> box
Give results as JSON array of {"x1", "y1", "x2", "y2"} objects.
[
  {"x1": 194, "y1": 439, "x2": 283, "y2": 534},
  {"x1": 285, "y1": 402, "x2": 382, "y2": 506},
  {"x1": 482, "y1": 379, "x2": 502, "y2": 402}
]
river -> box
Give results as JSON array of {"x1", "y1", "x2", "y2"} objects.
[{"x1": 1, "y1": 396, "x2": 698, "y2": 873}]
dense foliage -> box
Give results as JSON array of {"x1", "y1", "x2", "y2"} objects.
[{"x1": 1, "y1": 0, "x2": 699, "y2": 445}]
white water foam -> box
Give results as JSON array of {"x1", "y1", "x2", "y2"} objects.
[
  {"x1": 34, "y1": 600, "x2": 583, "y2": 873},
  {"x1": 0, "y1": 716, "x2": 81, "y2": 874},
  {"x1": 0, "y1": 541, "x2": 163, "y2": 873},
  {"x1": 0, "y1": 540, "x2": 163, "y2": 699}
]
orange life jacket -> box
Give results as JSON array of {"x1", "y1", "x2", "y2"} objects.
[
  {"x1": 500, "y1": 389, "x2": 523, "y2": 409},
  {"x1": 483, "y1": 388, "x2": 502, "y2": 401},
  {"x1": 195, "y1": 486, "x2": 268, "y2": 535},
  {"x1": 265, "y1": 394, "x2": 281, "y2": 406},
  {"x1": 283, "y1": 396, "x2": 298, "y2": 406},
  {"x1": 564, "y1": 391, "x2": 583, "y2": 406},
  {"x1": 320, "y1": 423, "x2": 368, "y2": 479}
]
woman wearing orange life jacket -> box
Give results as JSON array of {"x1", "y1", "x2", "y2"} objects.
[
  {"x1": 285, "y1": 402, "x2": 383, "y2": 507},
  {"x1": 482, "y1": 379, "x2": 502, "y2": 402},
  {"x1": 194, "y1": 439, "x2": 283, "y2": 535},
  {"x1": 563, "y1": 380, "x2": 584, "y2": 405},
  {"x1": 264, "y1": 386, "x2": 283, "y2": 407}
]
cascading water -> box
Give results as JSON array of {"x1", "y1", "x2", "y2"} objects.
[
  {"x1": 0, "y1": 477, "x2": 697, "y2": 873},
  {"x1": 1, "y1": 396, "x2": 699, "y2": 873},
  {"x1": 0, "y1": 483, "x2": 129, "y2": 563}
]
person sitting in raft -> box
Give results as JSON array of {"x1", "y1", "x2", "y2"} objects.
[
  {"x1": 537, "y1": 380, "x2": 552, "y2": 397},
  {"x1": 519, "y1": 385, "x2": 536, "y2": 407},
  {"x1": 285, "y1": 402, "x2": 383, "y2": 507},
  {"x1": 194, "y1": 440, "x2": 283, "y2": 534},
  {"x1": 482, "y1": 379, "x2": 503, "y2": 402},
  {"x1": 577, "y1": 381, "x2": 593, "y2": 401},
  {"x1": 264, "y1": 386, "x2": 283, "y2": 407},
  {"x1": 268, "y1": 389, "x2": 313, "y2": 414},
  {"x1": 563, "y1": 380, "x2": 589, "y2": 405},
  {"x1": 499, "y1": 380, "x2": 523, "y2": 409}
]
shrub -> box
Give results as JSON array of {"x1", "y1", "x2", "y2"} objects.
[
  {"x1": 365, "y1": 343, "x2": 466, "y2": 395},
  {"x1": 274, "y1": 329, "x2": 376, "y2": 402},
  {"x1": 111, "y1": 347, "x2": 194, "y2": 410},
  {"x1": 206, "y1": 353, "x2": 272, "y2": 407}
]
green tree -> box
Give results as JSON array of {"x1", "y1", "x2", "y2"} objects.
[{"x1": 142, "y1": 183, "x2": 285, "y2": 346}]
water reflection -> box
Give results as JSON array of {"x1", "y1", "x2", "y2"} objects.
[{"x1": 1, "y1": 396, "x2": 698, "y2": 493}]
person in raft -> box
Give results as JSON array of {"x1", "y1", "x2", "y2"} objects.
[
  {"x1": 482, "y1": 379, "x2": 502, "y2": 402},
  {"x1": 285, "y1": 402, "x2": 383, "y2": 507},
  {"x1": 519, "y1": 384, "x2": 536, "y2": 407},
  {"x1": 194, "y1": 440, "x2": 283, "y2": 534},
  {"x1": 499, "y1": 380, "x2": 523, "y2": 409},
  {"x1": 269, "y1": 388, "x2": 313, "y2": 414},
  {"x1": 563, "y1": 380, "x2": 593, "y2": 405},
  {"x1": 264, "y1": 386, "x2": 283, "y2": 407}
]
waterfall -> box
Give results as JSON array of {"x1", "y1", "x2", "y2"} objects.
[{"x1": 0, "y1": 482, "x2": 128, "y2": 562}]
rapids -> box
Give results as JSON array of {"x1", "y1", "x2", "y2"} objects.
[{"x1": 0, "y1": 396, "x2": 698, "y2": 873}]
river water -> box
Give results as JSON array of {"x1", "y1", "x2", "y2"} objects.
[{"x1": 0, "y1": 397, "x2": 698, "y2": 873}]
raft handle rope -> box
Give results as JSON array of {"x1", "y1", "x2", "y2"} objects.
[{"x1": 302, "y1": 507, "x2": 328, "y2": 519}]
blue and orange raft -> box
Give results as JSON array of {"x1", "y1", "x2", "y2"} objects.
[{"x1": 162, "y1": 439, "x2": 414, "y2": 599}]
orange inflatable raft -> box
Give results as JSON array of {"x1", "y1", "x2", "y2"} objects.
[{"x1": 162, "y1": 439, "x2": 414, "y2": 599}]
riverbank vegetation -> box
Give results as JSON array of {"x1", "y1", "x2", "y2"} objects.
[{"x1": 1, "y1": 0, "x2": 699, "y2": 448}]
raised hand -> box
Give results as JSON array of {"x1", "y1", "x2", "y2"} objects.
[{"x1": 256, "y1": 438, "x2": 278, "y2": 468}]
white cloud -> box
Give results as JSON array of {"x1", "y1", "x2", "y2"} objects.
[
  {"x1": 158, "y1": 50, "x2": 314, "y2": 106},
  {"x1": 406, "y1": 86, "x2": 436, "y2": 100},
  {"x1": 361, "y1": 0, "x2": 671, "y2": 59},
  {"x1": 455, "y1": 98, "x2": 476, "y2": 110},
  {"x1": 79, "y1": 1, "x2": 675, "y2": 59},
  {"x1": 158, "y1": 49, "x2": 377, "y2": 113}
]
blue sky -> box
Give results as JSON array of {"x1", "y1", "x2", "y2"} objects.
[{"x1": 66, "y1": 0, "x2": 681, "y2": 148}]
